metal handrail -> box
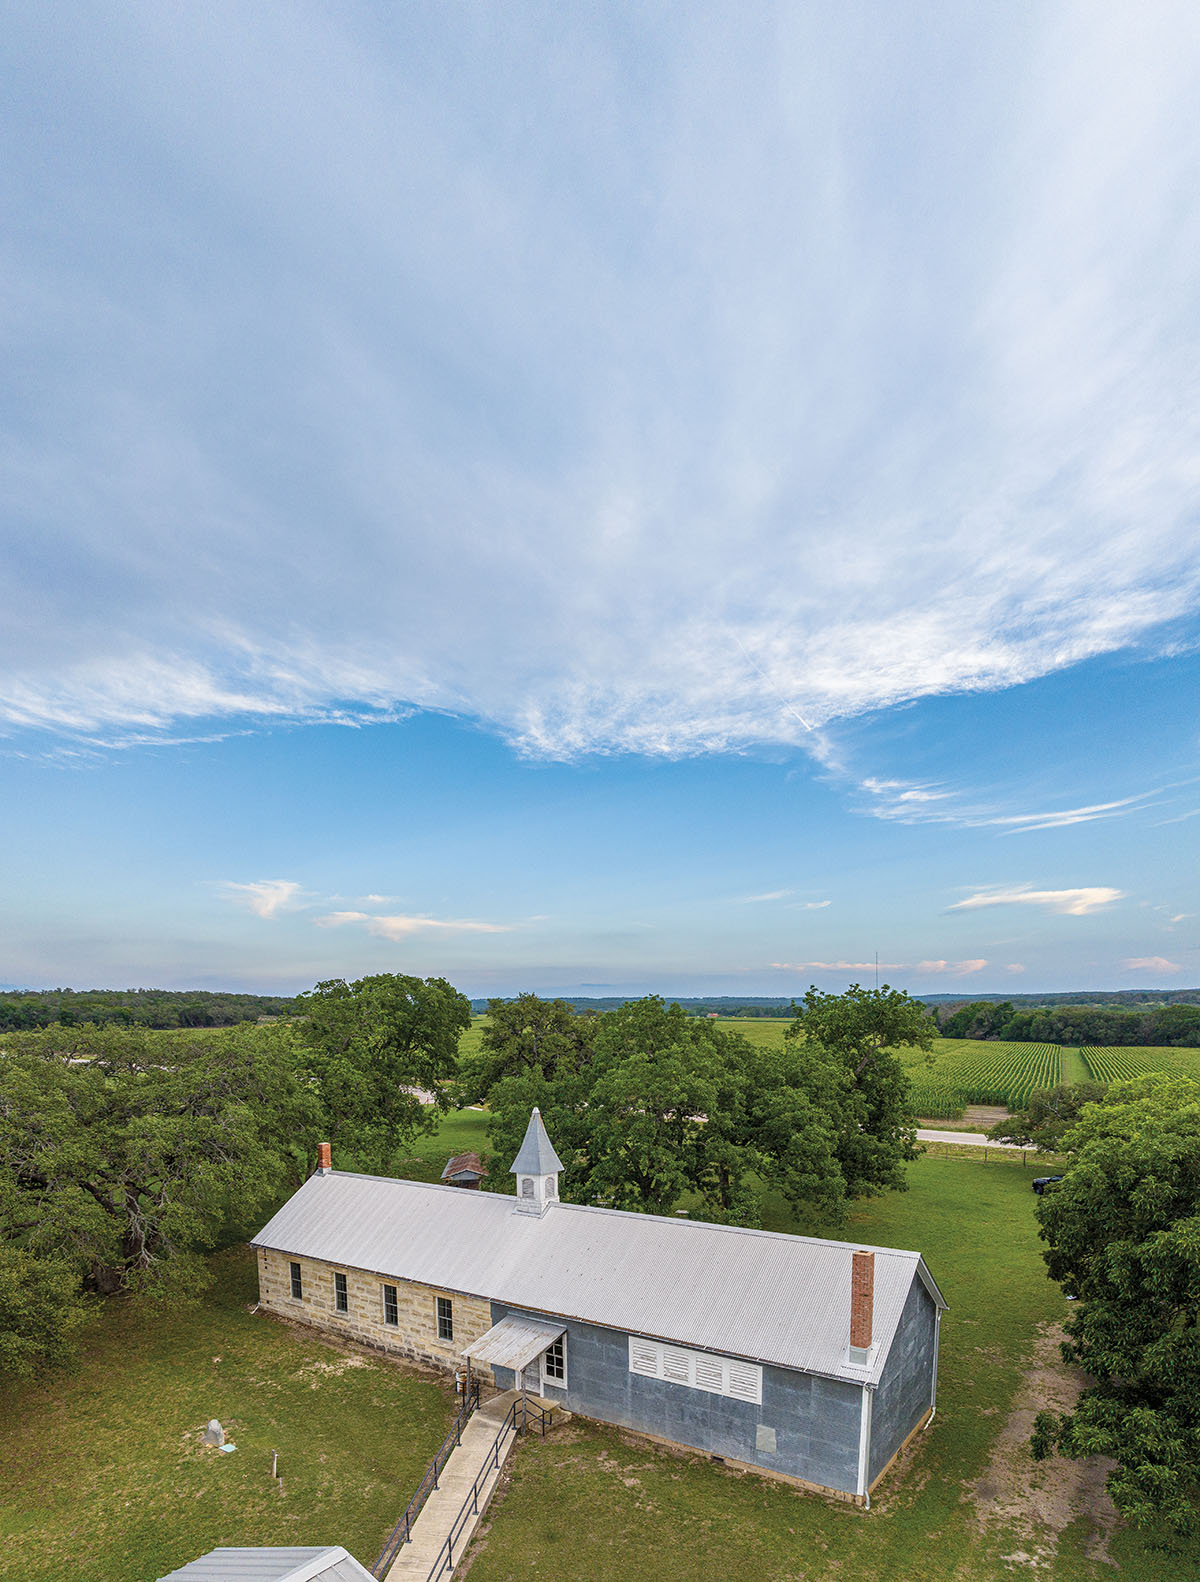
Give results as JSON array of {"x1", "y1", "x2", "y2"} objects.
[
  {"x1": 424, "y1": 1396, "x2": 554, "y2": 1582},
  {"x1": 372, "y1": 1381, "x2": 481, "y2": 1578}
]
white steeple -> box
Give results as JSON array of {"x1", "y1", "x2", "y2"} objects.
[{"x1": 510, "y1": 1107, "x2": 564, "y2": 1217}]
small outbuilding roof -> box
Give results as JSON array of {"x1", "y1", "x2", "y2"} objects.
[
  {"x1": 157, "y1": 1546, "x2": 373, "y2": 1582},
  {"x1": 461, "y1": 1314, "x2": 566, "y2": 1372},
  {"x1": 254, "y1": 1170, "x2": 945, "y2": 1387},
  {"x1": 441, "y1": 1151, "x2": 488, "y2": 1182},
  {"x1": 509, "y1": 1107, "x2": 564, "y2": 1176}
]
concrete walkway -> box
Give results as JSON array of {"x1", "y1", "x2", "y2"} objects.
[
  {"x1": 383, "y1": 1392, "x2": 563, "y2": 1582},
  {"x1": 916, "y1": 1128, "x2": 1022, "y2": 1149}
]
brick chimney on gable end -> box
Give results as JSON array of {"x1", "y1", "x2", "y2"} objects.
[
  {"x1": 850, "y1": 1249, "x2": 874, "y2": 1359},
  {"x1": 317, "y1": 1142, "x2": 332, "y2": 1175}
]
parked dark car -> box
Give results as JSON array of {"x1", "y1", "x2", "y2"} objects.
[{"x1": 1032, "y1": 1175, "x2": 1064, "y2": 1194}]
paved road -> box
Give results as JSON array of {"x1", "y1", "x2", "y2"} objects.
[{"x1": 916, "y1": 1128, "x2": 1023, "y2": 1150}]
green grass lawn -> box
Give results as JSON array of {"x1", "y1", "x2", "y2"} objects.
[{"x1": 0, "y1": 1248, "x2": 455, "y2": 1582}]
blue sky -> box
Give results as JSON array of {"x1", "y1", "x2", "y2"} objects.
[{"x1": 2, "y1": 2, "x2": 1198, "y2": 996}]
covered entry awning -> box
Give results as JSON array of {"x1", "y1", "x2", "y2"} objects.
[{"x1": 460, "y1": 1315, "x2": 565, "y2": 1372}]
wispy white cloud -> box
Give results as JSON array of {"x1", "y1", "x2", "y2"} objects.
[
  {"x1": 772, "y1": 961, "x2": 907, "y2": 973},
  {"x1": 1122, "y1": 955, "x2": 1181, "y2": 973},
  {"x1": 315, "y1": 910, "x2": 510, "y2": 941},
  {"x1": 218, "y1": 879, "x2": 305, "y2": 919},
  {"x1": 858, "y1": 778, "x2": 1163, "y2": 833},
  {"x1": 2, "y1": 6, "x2": 1199, "y2": 756},
  {"x1": 915, "y1": 959, "x2": 989, "y2": 976},
  {"x1": 950, "y1": 885, "x2": 1124, "y2": 916},
  {"x1": 770, "y1": 957, "x2": 987, "y2": 976},
  {"x1": 738, "y1": 889, "x2": 794, "y2": 904},
  {"x1": 791, "y1": 900, "x2": 832, "y2": 911},
  {"x1": 1005, "y1": 962, "x2": 1027, "y2": 973}
]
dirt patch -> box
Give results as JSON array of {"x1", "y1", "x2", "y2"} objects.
[
  {"x1": 963, "y1": 1105, "x2": 1009, "y2": 1127},
  {"x1": 970, "y1": 1322, "x2": 1118, "y2": 1569},
  {"x1": 291, "y1": 1353, "x2": 371, "y2": 1386}
]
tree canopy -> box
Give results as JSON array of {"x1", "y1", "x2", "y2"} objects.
[
  {"x1": 458, "y1": 993, "x2": 596, "y2": 1101},
  {"x1": 481, "y1": 987, "x2": 921, "y2": 1228},
  {"x1": 785, "y1": 983, "x2": 929, "y2": 1198},
  {"x1": 297, "y1": 974, "x2": 472, "y2": 1171},
  {"x1": 987, "y1": 1081, "x2": 1109, "y2": 1153},
  {"x1": 0, "y1": 1022, "x2": 319, "y2": 1377},
  {"x1": 1032, "y1": 1075, "x2": 1200, "y2": 1535},
  {"x1": 938, "y1": 998, "x2": 1200, "y2": 1047}
]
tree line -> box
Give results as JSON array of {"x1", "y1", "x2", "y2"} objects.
[
  {"x1": 463, "y1": 985, "x2": 930, "y2": 1226},
  {"x1": 992, "y1": 1075, "x2": 1200, "y2": 1538},
  {"x1": 0, "y1": 988, "x2": 303, "y2": 1031},
  {"x1": 937, "y1": 998, "x2": 1200, "y2": 1046},
  {"x1": 0, "y1": 976, "x2": 471, "y2": 1380}
]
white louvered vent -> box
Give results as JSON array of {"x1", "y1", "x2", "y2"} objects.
[
  {"x1": 626, "y1": 1336, "x2": 762, "y2": 1405},
  {"x1": 662, "y1": 1347, "x2": 691, "y2": 1384},
  {"x1": 727, "y1": 1362, "x2": 761, "y2": 1402},
  {"x1": 629, "y1": 1339, "x2": 660, "y2": 1378}
]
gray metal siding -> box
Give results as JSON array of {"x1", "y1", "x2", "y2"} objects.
[
  {"x1": 866, "y1": 1273, "x2": 937, "y2": 1486},
  {"x1": 492, "y1": 1302, "x2": 862, "y2": 1494}
]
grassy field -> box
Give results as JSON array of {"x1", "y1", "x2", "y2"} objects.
[
  {"x1": 0, "y1": 1248, "x2": 455, "y2": 1582},
  {"x1": 6, "y1": 1108, "x2": 1196, "y2": 1581}
]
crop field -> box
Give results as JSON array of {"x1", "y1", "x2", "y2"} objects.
[
  {"x1": 907, "y1": 1040, "x2": 1061, "y2": 1117},
  {"x1": 1079, "y1": 1045, "x2": 1200, "y2": 1083}
]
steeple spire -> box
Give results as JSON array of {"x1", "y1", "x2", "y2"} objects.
[{"x1": 510, "y1": 1107, "x2": 563, "y2": 1216}]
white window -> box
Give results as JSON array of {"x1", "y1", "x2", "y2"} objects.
[
  {"x1": 541, "y1": 1335, "x2": 567, "y2": 1389},
  {"x1": 627, "y1": 1336, "x2": 762, "y2": 1405}
]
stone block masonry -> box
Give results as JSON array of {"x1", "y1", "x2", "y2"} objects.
[{"x1": 256, "y1": 1248, "x2": 495, "y2": 1381}]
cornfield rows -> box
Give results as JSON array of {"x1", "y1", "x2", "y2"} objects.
[
  {"x1": 908, "y1": 1043, "x2": 1061, "y2": 1118},
  {"x1": 1079, "y1": 1045, "x2": 1200, "y2": 1083}
]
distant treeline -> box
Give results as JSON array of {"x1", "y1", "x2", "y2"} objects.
[
  {"x1": 469, "y1": 996, "x2": 795, "y2": 1017},
  {"x1": 923, "y1": 988, "x2": 1200, "y2": 1007},
  {"x1": 938, "y1": 999, "x2": 1200, "y2": 1047},
  {"x1": 0, "y1": 989, "x2": 302, "y2": 1031}
]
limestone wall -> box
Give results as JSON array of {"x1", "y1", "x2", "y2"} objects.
[{"x1": 256, "y1": 1246, "x2": 495, "y2": 1381}]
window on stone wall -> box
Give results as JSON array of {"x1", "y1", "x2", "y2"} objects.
[
  {"x1": 290, "y1": 1262, "x2": 303, "y2": 1300},
  {"x1": 436, "y1": 1295, "x2": 454, "y2": 1341},
  {"x1": 334, "y1": 1271, "x2": 348, "y2": 1313},
  {"x1": 383, "y1": 1284, "x2": 398, "y2": 1326}
]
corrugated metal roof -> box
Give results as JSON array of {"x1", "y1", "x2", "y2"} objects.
[
  {"x1": 461, "y1": 1314, "x2": 566, "y2": 1370},
  {"x1": 157, "y1": 1547, "x2": 374, "y2": 1582},
  {"x1": 509, "y1": 1107, "x2": 564, "y2": 1176},
  {"x1": 254, "y1": 1172, "x2": 945, "y2": 1386}
]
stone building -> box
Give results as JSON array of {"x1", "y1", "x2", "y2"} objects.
[{"x1": 252, "y1": 1111, "x2": 946, "y2": 1504}]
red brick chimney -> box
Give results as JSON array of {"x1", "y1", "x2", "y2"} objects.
[
  {"x1": 850, "y1": 1249, "x2": 875, "y2": 1352},
  {"x1": 317, "y1": 1141, "x2": 332, "y2": 1175}
]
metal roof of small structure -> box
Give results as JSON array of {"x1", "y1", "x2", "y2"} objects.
[
  {"x1": 157, "y1": 1546, "x2": 373, "y2": 1582},
  {"x1": 441, "y1": 1151, "x2": 488, "y2": 1182},
  {"x1": 461, "y1": 1314, "x2": 566, "y2": 1371},
  {"x1": 509, "y1": 1107, "x2": 564, "y2": 1176},
  {"x1": 254, "y1": 1170, "x2": 946, "y2": 1388}
]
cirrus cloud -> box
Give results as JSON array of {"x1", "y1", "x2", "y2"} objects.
[
  {"x1": 950, "y1": 886, "x2": 1124, "y2": 916},
  {"x1": 2, "y1": 5, "x2": 1199, "y2": 759},
  {"x1": 315, "y1": 910, "x2": 510, "y2": 941},
  {"x1": 217, "y1": 879, "x2": 305, "y2": 919}
]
